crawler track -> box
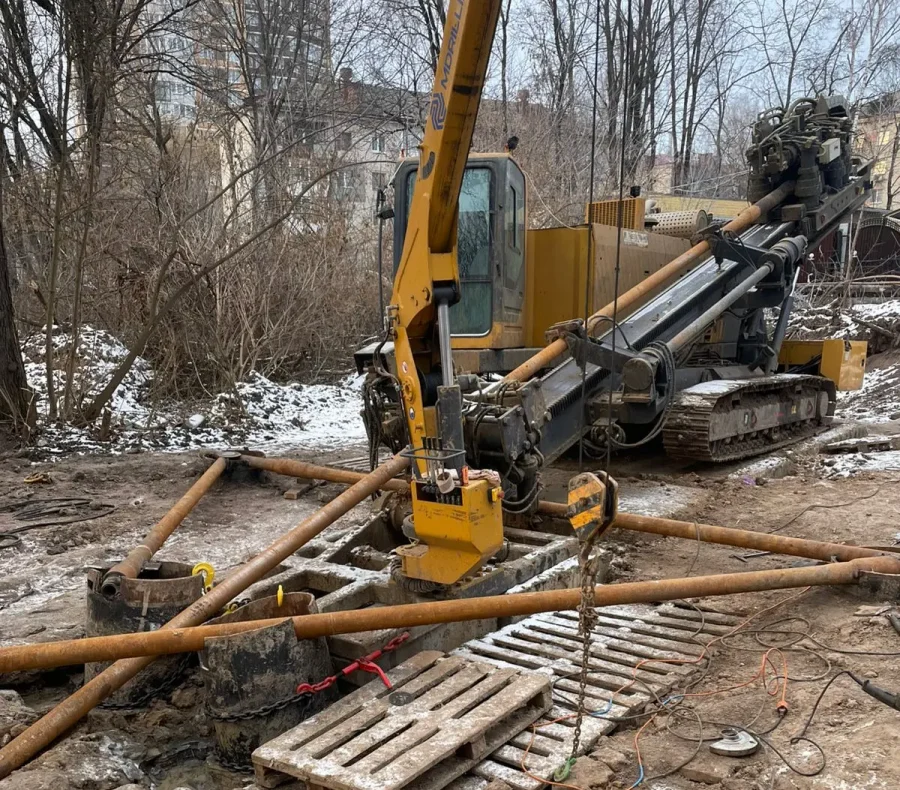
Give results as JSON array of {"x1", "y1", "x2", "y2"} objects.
[{"x1": 662, "y1": 374, "x2": 835, "y2": 463}]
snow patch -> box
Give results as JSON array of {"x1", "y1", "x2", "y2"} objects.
[
  {"x1": 21, "y1": 326, "x2": 366, "y2": 456},
  {"x1": 822, "y1": 449, "x2": 900, "y2": 478},
  {"x1": 836, "y1": 359, "x2": 900, "y2": 423},
  {"x1": 618, "y1": 484, "x2": 699, "y2": 517}
]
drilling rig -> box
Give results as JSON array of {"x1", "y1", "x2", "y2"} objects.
[{"x1": 356, "y1": 0, "x2": 873, "y2": 588}]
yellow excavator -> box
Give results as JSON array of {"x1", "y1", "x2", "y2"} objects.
[
  {"x1": 385, "y1": 155, "x2": 697, "y2": 376},
  {"x1": 361, "y1": 0, "x2": 873, "y2": 589}
]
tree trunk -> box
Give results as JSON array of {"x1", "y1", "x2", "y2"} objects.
[{"x1": 0, "y1": 174, "x2": 30, "y2": 422}]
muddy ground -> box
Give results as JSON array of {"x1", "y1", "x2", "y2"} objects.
[{"x1": 0, "y1": 431, "x2": 898, "y2": 790}]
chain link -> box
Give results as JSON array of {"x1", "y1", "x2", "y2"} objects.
[
  {"x1": 98, "y1": 652, "x2": 193, "y2": 710},
  {"x1": 208, "y1": 633, "x2": 410, "y2": 723},
  {"x1": 570, "y1": 537, "x2": 601, "y2": 759},
  {"x1": 209, "y1": 689, "x2": 314, "y2": 723}
]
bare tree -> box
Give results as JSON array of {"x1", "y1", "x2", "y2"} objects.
[{"x1": 0, "y1": 172, "x2": 30, "y2": 423}]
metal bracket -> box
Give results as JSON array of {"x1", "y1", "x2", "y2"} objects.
[
  {"x1": 569, "y1": 335, "x2": 637, "y2": 373},
  {"x1": 708, "y1": 236, "x2": 771, "y2": 267},
  {"x1": 545, "y1": 318, "x2": 585, "y2": 344}
]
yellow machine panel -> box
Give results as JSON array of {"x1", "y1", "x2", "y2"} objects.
[
  {"x1": 525, "y1": 224, "x2": 692, "y2": 347},
  {"x1": 779, "y1": 339, "x2": 867, "y2": 390},
  {"x1": 396, "y1": 478, "x2": 504, "y2": 585},
  {"x1": 585, "y1": 197, "x2": 646, "y2": 229}
]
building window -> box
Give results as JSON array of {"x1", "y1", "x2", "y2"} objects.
[
  {"x1": 371, "y1": 135, "x2": 385, "y2": 153},
  {"x1": 372, "y1": 171, "x2": 387, "y2": 191},
  {"x1": 338, "y1": 131, "x2": 352, "y2": 150}
]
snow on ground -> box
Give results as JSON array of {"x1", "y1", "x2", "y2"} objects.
[
  {"x1": 788, "y1": 297, "x2": 900, "y2": 423},
  {"x1": 823, "y1": 448, "x2": 900, "y2": 478},
  {"x1": 787, "y1": 296, "x2": 900, "y2": 344},
  {"x1": 836, "y1": 358, "x2": 900, "y2": 422},
  {"x1": 20, "y1": 326, "x2": 366, "y2": 456}
]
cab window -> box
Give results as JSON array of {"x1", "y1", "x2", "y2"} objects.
[{"x1": 404, "y1": 167, "x2": 493, "y2": 335}]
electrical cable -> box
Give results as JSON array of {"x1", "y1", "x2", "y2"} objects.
[
  {"x1": 766, "y1": 483, "x2": 889, "y2": 534},
  {"x1": 575, "y1": 0, "x2": 604, "y2": 478},
  {"x1": 793, "y1": 671, "x2": 855, "y2": 742}
]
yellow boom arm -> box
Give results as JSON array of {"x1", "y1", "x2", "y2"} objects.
[{"x1": 389, "y1": 0, "x2": 502, "y2": 451}]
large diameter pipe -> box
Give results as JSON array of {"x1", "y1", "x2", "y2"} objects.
[
  {"x1": 617, "y1": 512, "x2": 885, "y2": 562},
  {"x1": 0, "y1": 454, "x2": 409, "y2": 779},
  {"x1": 502, "y1": 182, "x2": 796, "y2": 384},
  {"x1": 0, "y1": 557, "x2": 895, "y2": 673},
  {"x1": 249, "y1": 456, "x2": 881, "y2": 565},
  {"x1": 102, "y1": 456, "x2": 228, "y2": 594}
]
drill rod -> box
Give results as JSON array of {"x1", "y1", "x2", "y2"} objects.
[
  {"x1": 101, "y1": 456, "x2": 228, "y2": 594},
  {"x1": 246, "y1": 455, "x2": 883, "y2": 564},
  {"x1": 500, "y1": 181, "x2": 795, "y2": 384},
  {"x1": 0, "y1": 454, "x2": 408, "y2": 780},
  {"x1": 0, "y1": 557, "x2": 895, "y2": 674}
]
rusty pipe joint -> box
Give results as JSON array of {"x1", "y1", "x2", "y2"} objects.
[{"x1": 99, "y1": 573, "x2": 124, "y2": 599}]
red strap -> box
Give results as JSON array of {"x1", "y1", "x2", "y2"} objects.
[
  {"x1": 296, "y1": 632, "x2": 410, "y2": 695},
  {"x1": 357, "y1": 659, "x2": 393, "y2": 689}
]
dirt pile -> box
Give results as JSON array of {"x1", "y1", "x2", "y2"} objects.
[
  {"x1": 837, "y1": 349, "x2": 900, "y2": 422},
  {"x1": 787, "y1": 297, "x2": 900, "y2": 354}
]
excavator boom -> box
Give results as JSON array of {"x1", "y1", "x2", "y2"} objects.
[{"x1": 383, "y1": 0, "x2": 506, "y2": 587}]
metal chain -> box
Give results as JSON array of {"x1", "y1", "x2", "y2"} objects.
[
  {"x1": 570, "y1": 538, "x2": 601, "y2": 759},
  {"x1": 208, "y1": 689, "x2": 314, "y2": 723},
  {"x1": 209, "y1": 633, "x2": 409, "y2": 723},
  {"x1": 213, "y1": 749, "x2": 256, "y2": 773},
  {"x1": 98, "y1": 652, "x2": 194, "y2": 710}
]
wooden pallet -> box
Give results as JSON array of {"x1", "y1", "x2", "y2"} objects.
[
  {"x1": 449, "y1": 602, "x2": 741, "y2": 790},
  {"x1": 824, "y1": 435, "x2": 900, "y2": 455},
  {"x1": 252, "y1": 650, "x2": 551, "y2": 790}
]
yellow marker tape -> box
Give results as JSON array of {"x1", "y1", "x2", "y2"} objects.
[
  {"x1": 192, "y1": 562, "x2": 215, "y2": 592},
  {"x1": 277, "y1": 585, "x2": 284, "y2": 607}
]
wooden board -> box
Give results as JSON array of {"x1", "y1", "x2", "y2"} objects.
[
  {"x1": 825, "y1": 435, "x2": 900, "y2": 454},
  {"x1": 449, "y1": 602, "x2": 741, "y2": 790},
  {"x1": 252, "y1": 650, "x2": 551, "y2": 790}
]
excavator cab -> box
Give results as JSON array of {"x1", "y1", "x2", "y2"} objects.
[{"x1": 392, "y1": 154, "x2": 528, "y2": 361}]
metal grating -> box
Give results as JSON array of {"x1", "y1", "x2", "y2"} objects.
[{"x1": 449, "y1": 602, "x2": 741, "y2": 790}]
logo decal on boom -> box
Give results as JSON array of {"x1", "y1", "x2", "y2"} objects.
[
  {"x1": 430, "y1": 0, "x2": 463, "y2": 133},
  {"x1": 430, "y1": 91, "x2": 447, "y2": 131}
]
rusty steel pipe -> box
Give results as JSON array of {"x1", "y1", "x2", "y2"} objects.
[
  {"x1": 532, "y1": 501, "x2": 885, "y2": 564},
  {"x1": 0, "y1": 557, "x2": 896, "y2": 674},
  {"x1": 102, "y1": 456, "x2": 228, "y2": 595},
  {"x1": 245, "y1": 456, "x2": 883, "y2": 565},
  {"x1": 501, "y1": 182, "x2": 796, "y2": 384},
  {"x1": 0, "y1": 454, "x2": 409, "y2": 780},
  {"x1": 241, "y1": 454, "x2": 408, "y2": 491}
]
